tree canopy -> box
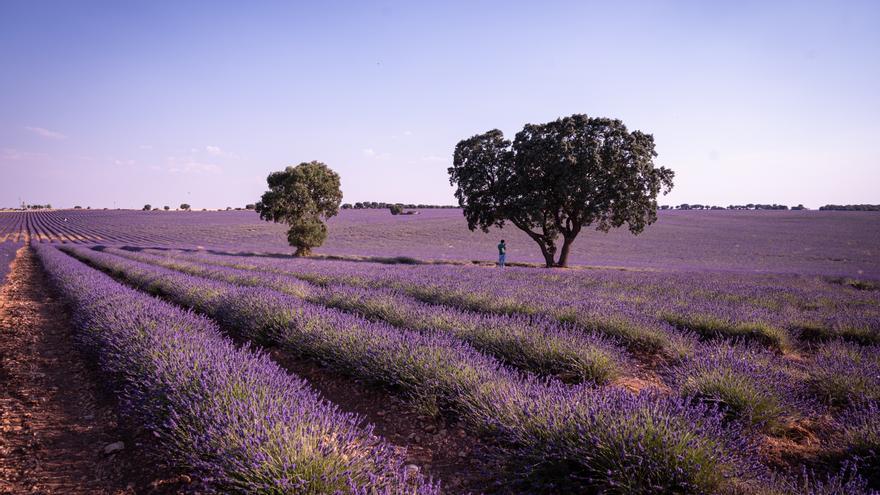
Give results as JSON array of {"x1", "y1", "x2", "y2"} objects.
[
  {"x1": 255, "y1": 161, "x2": 343, "y2": 256},
  {"x1": 449, "y1": 114, "x2": 674, "y2": 267}
]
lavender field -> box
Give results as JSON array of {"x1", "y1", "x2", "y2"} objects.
[
  {"x1": 0, "y1": 209, "x2": 879, "y2": 494},
  {"x1": 2, "y1": 208, "x2": 879, "y2": 278}
]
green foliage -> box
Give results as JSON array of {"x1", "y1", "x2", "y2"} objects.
[
  {"x1": 180, "y1": 203, "x2": 191, "y2": 211},
  {"x1": 142, "y1": 204, "x2": 151, "y2": 211},
  {"x1": 286, "y1": 216, "x2": 328, "y2": 256},
  {"x1": 255, "y1": 161, "x2": 342, "y2": 256},
  {"x1": 389, "y1": 204, "x2": 403, "y2": 215},
  {"x1": 449, "y1": 114, "x2": 674, "y2": 267},
  {"x1": 164, "y1": 205, "x2": 170, "y2": 211}
]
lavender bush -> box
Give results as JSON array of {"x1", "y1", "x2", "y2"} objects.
[
  {"x1": 64, "y1": 245, "x2": 760, "y2": 494},
  {"x1": 103, "y1": 247, "x2": 627, "y2": 384},
  {"x1": 839, "y1": 402, "x2": 880, "y2": 487},
  {"x1": 661, "y1": 312, "x2": 791, "y2": 351},
  {"x1": 809, "y1": 341, "x2": 880, "y2": 406},
  {"x1": 0, "y1": 241, "x2": 21, "y2": 284},
  {"x1": 36, "y1": 244, "x2": 436, "y2": 494},
  {"x1": 668, "y1": 343, "x2": 810, "y2": 433},
  {"x1": 137, "y1": 248, "x2": 878, "y2": 354}
]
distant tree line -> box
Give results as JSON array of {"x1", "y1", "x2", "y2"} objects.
[
  {"x1": 142, "y1": 203, "x2": 193, "y2": 211},
  {"x1": 22, "y1": 204, "x2": 52, "y2": 210},
  {"x1": 660, "y1": 204, "x2": 807, "y2": 211},
  {"x1": 819, "y1": 204, "x2": 880, "y2": 211},
  {"x1": 342, "y1": 202, "x2": 457, "y2": 209}
]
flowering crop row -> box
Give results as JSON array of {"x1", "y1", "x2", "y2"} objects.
[
  {"x1": 111, "y1": 247, "x2": 880, "y2": 486},
  {"x1": 62, "y1": 245, "x2": 767, "y2": 494},
  {"x1": 127, "y1": 248, "x2": 701, "y2": 357},
  {"x1": 102, "y1": 249, "x2": 880, "y2": 432},
  {"x1": 102, "y1": 247, "x2": 627, "y2": 384},
  {"x1": 0, "y1": 241, "x2": 21, "y2": 285},
  {"x1": 35, "y1": 245, "x2": 436, "y2": 494},
  {"x1": 147, "y1": 249, "x2": 880, "y2": 349}
]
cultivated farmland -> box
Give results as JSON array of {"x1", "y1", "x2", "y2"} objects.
[{"x1": 0, "y1": 209, "x2": 878, "y2": 494}]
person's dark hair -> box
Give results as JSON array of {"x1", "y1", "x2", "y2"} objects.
[{"x1": 500, "y1": 239, "x2": 505, "y2": 243}]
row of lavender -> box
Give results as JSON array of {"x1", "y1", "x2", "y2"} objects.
[
  {"x1": 149, "y1": 249, "x2": 880, "y2": 350},
  {"x1": 33, "y1": 244, "x2": 437, "y2": 494},
  {"x1": 98, "y1": 247, "x2": 880, "y2": 441},
  {"x1": 63, "y1": 245, "x2": 877, "y2": 493},
  {"x1": 64, "y1": 245, "x2": 755, "y2": 493},
  {"x1": 0, "y1": 210, "x2": 285, "y2": 247},
  {"x1": 0, "y1": 242, "x2": 21, "y2": 284},
  {"x1": 100, "y1": 247, "x2": 629, "y2": 384}
]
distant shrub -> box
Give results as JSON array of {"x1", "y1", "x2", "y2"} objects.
[
  {"x1": 389, "y1": 204, "x2": 403, "y2": 215},
  {"x1": 180, "y1": 203, "x2": 191, "y2": 211},
  {"x1": 164, "y1": 205, "x2": 170, "y2": 211},
  {"x1": 142, "y1": 204, "x2": 152, "y2": 211}
]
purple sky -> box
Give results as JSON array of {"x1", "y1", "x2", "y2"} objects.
[{"x1": 1, "y1": 1, "x2": 878, "y2": 209}]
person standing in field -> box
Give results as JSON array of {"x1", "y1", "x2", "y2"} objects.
[{"x1": 497, "y1": 239, "x2": 506, "y2": 267}]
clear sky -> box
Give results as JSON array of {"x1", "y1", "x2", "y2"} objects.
[{"x1": 1, "y1": 0, "x2": 878, "y2": 209}]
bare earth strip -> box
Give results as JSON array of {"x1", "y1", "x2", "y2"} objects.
[{"x1": 0, "y1": 247, "x2": 189, "y2": 494}]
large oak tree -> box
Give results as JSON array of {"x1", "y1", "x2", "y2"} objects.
[
  {"x1": 449, "y1": 114, "x2": 674, "y2": 267},
  {"x1": 255, "y1": 161, "x2": 343, "y2": 256}
]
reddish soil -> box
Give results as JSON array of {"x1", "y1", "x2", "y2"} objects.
[{"x1": 0, "y1": 246, "x2": 191, "y2": 494}]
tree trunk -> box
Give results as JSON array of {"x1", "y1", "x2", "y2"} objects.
[
  {"x1": 540, "y1": 241, "x2": 557, "y2": 268},
  {"x1": 294, "y1": 247, "x2": 311, "y2": 257},
  {"x1": 556, "y1": 235, "x2": 576, "y2": 267}
]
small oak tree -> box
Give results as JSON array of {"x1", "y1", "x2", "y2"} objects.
[
  {"x1": 449, "y1": 114, "x2": 674, "y2": 267},
  {"x1": 179, "y1": 203, "x2": 191, "y2": 211},
  {"x1": 255, "y1": 161, "x2": 343, "y2": 256}
]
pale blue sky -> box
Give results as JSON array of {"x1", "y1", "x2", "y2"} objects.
[{"x1": 1, "y1": 1, "x2": 878, "y2": 209}]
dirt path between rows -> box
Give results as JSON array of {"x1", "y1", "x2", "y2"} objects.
[{"x1": 0, "y1": 246, "x2": 190, "y2": 494}]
